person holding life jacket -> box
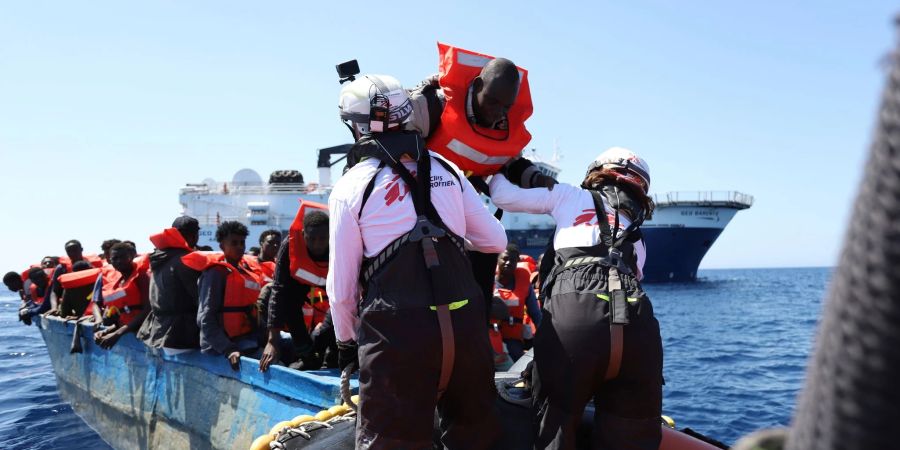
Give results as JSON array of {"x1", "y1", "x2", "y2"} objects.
[
  {"x1": 258, "y1": 205, "x2": 330, "y2": 372},
  {"x1": 92, "y1": 242, "x2": 151, "y2": 350},
  {"x1": 191, "y1": 221, "x2": 264, "y2": 371},
  {"x1": 490, "y1": 147, "x2": 663, "y2": 450},
  {"x1": 330, "y1": 73, "x2": 507, "y2": 449},
  {"x1": 137, "y1": 217, "x2": 202, "y2": 354},
  {"x1": 493, "y1": 243, "x2": 542, "y2": 362}
]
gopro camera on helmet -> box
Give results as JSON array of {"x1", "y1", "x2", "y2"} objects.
[{"x1": 336, "y1": 60, "x2": 360, "y2": 84}]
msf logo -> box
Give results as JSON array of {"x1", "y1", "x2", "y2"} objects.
[
  {"x1": 384, "y1": 170, "x2": 416, "y2": 207},
  {"x1": 572, "y1": 209, "x2": 615, "y2": 227}
]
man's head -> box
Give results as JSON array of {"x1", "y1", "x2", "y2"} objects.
[
  {"x1": 101, "y1": 239, "x2": 121, "y2": 260},
  {"x1": 216, "y1": 221, "x2": 249, "y2": 266},
  {"x1": 109, "y1": 242, "x2": 137, "y2": 275},
  {"x1": 3, "y1": 271, "x2": 23, "y2": 292},
  {"x1": 40, "y1": 256, "x2": 59, "y2": 269},
  {"x1": 258, "y1": 229, "x2": 283, "y2": 263},
  {"x1": 28, "y1": 267, "x2": 48, "y2": 288},
  {"x1": 172, "y1": 216, "x2": 200, "y2": 249},
  {"x1": 71, "y1": 260, "x2": 92, "y2": 272},
  {"x1": 496, "y1": 243, "x2": 521, "y2": 280},
  {"x1": 472, "y1": 58, "x2": 520, "y2": 129},
  {"x1": 302, "y1": 211, "x2": 329, "y2": 261},
  {"x1": 64, "y1": 239, "x2": 84, "y2": 261}
]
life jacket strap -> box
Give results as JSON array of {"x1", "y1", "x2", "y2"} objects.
[{"x1": 605, "y1": 267, "x2": 626, "y2": 381}]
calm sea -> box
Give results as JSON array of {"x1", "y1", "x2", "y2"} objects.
[{"x1": 0, "y1": 267, "x2": 829, "y2": 449}]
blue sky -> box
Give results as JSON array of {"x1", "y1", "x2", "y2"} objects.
[{"x1": 0, "y1": 1, "x2": 896, "y2": 272}]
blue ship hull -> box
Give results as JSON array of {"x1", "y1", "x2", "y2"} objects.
[{"x1": 641, "y1": 227, "x2": 725, "y2": 283}]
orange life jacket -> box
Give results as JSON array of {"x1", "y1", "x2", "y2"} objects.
[
  {"x1": 491, "y1": 266, "x2": 533, "y2": 341},
  {"x1": 288, "y1": 200, "x2": 329, "y2": 287},
  {"x1": 426, "y1": 42, "x2": 533, "y2": 176},
  {"x1": 489, "y1": 324, "x2": 509, "y2": 368},
  {"x1": 259, "y1": 260, "x2": 276, "y2": 283},
  {"x1": 26, "y1": 267, "x2": 55, "y2": 304},
  {"x1": 58, "y1": 268, "x2": 102, "y2": 316},
  {"x1": 302, "y1": 286, "x2": 330, "y2": 330},
  {"x1": 101, "y1": 260, "x2": 150, "y2": 326},
  {"x1": 149, "y1": 227, "x2": 193, "y2": 251},
  {"x1": 182, "y1": 252, "x2": 263, "y2": 338}
]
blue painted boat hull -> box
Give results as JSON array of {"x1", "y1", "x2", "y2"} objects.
[
  {"x1": 37, "y1": 316, "x2": 354, "y2": 450},
  {"x1": 641, "y1": 227, "x2": 725, "y2": 283}
]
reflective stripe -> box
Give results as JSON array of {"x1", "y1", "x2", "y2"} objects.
[
  {"x1": 244, "y1": 279, "x2": 260, "y2": 290},
  {"x1": 294, "y1": 268, "x2": 326, "y2": 286},
  {"x1": 457, "y1": 52, "x2": 491, "y2": 68},
  {"x1": 429, "y1": 299, "x2": 469, "y2": 311},
  {"x1": 105, "y1": 290, "x2": 126, "y2": 302},
  {"x1": 596, "y1": 294, "x2": 639, "y2": 303},
  {"x1": 447, "y1": 139, "x2": 509, "y2": 165},
  {"x1": 502, "y1": 298, "x2": 519, "y2": 307}
]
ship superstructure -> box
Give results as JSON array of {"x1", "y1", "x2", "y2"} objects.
[{"x1": 179, "y1": 146, "x2": 750, "y2": 282}]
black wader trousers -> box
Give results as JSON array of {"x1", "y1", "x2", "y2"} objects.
[
  {"x1": 356, "y1": 236, "x2": 500, "y2": 450},
  {"x1": 533, "y1": 263, "x2": 663, "y2": 450}
]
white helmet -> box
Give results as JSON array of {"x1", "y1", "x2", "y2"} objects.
[
  {"x1": 339, "y1": 74, "x2": 412, "y2": 136},
  {"x1": 585, "y1": 147, "x2": 651, "y2": 193}
]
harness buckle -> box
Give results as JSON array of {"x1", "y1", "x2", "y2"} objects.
[{"x1": 408, "y1": 215, "x2": 446, "y2": 242}]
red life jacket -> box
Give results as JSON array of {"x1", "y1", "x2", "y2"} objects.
[
  {"x1": 149, "y1": 227, "x2": 193, "y2": 251},
  {"x1": 518, "y1": 255, "x2": 536, "y2": 273},
  {"x1": 426, "y1": 42, "x2": 534, "y2": 176},
  {"x1": 302, "y1": 286, "x2": 330, "y2": 330},
  {"x1": 259, "y1": 261, "x2": 276, "y2": 283},
  {"x1": 182, "y1": 252, "x2": 263, "y2": 338},
  {"x1": 58, "y1": 268, "x2": 103, "y2": 316},
  {"x1": 101, "y1": 259, "x2": 150, "y2": 326},
  {"x1": 288, "y1": 200, "x2": 329, "y2": 287},
  {"x1": 489, "y1": 324, "x2": 509, "y2": 368},
  {"x1": 491, "y1": 267, "x2": 533, "y2": 341}
]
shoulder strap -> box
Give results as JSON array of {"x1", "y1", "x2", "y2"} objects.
[
  {"x1": 358, "y1": 161, "x2": 386, "y2": 220},
  {"x1": 432, "y1": 155, "x2": 463, "y2": 189},
  {"x1": 589, "y1": 190, "x2": 614, "y2": 247}
]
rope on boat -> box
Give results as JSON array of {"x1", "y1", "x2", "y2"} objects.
[{"x1": 249, "y1": 395, "x2": 359, "y2": 450}]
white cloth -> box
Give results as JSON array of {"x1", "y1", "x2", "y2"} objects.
[
  {"x1": 327, "y1": 152, "x2": 507, "y2": 342},
  {"x1": 489, "y1": 174, "x2": 646, "y2": 279}
]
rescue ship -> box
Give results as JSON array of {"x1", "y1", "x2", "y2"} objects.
[{"x1": 180, "y1": 146, "x2": 751, "y2": 283}]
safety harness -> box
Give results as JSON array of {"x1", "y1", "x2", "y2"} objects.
[
  {"x1": 354, "y1": 132, "x2": 467, "y2": 398},
  {"x1": 542, "y1": 186, "x2": 646, "y2": 380}
]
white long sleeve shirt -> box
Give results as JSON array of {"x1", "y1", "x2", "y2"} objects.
[
  {"x1": 489, "y1": 174, "x2": 646, "y2": 279},
  {"x1": 327, "y1": 152, "x2": 508, "y2": 342}
]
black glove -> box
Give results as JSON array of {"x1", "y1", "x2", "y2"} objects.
[
  {"x1": 503, "y1": 157, "x2": 558, "y2": 189},
  {"x1": 337, "y1": 340, "x2": 359, "y2": 373},
  {"x1": 521, "y1": 360, "x2": 534, "y2": 391}
]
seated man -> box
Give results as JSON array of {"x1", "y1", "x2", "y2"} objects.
[
  {"x1": 258, "y1": 209, "x2": 330, "y2": 372},
  {"x1": 18, "y1": 267, "x2": 52, "y2": 325},
  {"x1": 93, "y1": 243, "x2": 151, "y2": 349},
  {"x1": 56, "y1": 261, "x2": 100, "y2": 319},
  {"x1": 137, "y1": 216, "x2": 202, "y2": 354},
  {"x1": 3, "y1": 271, "x2": 26, "y2": 302},
  {"x1": 493, "y1": 244, "x2": 542, "y2": 362},
  {"x1": 189, "y1": 221, "x2": 264, "y2": 370}
]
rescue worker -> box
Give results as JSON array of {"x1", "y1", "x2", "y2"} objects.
[
  {"x1": 136, "y1": 217, "x2": 202, "y2": 354},
  {"x1": 192, "y1": 221, "x2": 264, "y2": 370},
  {"x1": 93, "y1": 242, "x2": 151, "y2": 349},
  {"x1": 258, "y1": 207, "x2": 329, "y2": 372},
  {"x1": 493, "y1": 243, "x2": 542, "y2": 362},
  {"x1": 329, "y1": 74, "x2": 507, "y2": 448},
  {"x1": 489, "y1": 147, "x2": 663, "y2": 450}
]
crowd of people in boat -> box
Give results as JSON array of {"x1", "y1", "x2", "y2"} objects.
[
  {"x1": 2, "y1": 217, "x2": 545, "y2": 372},
  {"x1": 4, "y1": 44, "x2": 665, "y2": 450}
]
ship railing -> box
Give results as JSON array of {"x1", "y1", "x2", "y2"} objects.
[
  {"x1": 180, "y1": 182, "x2": 316, "y2": 195},
  {"x1": 652, "y1": 191, "x2": 754, "y2": 209}
]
